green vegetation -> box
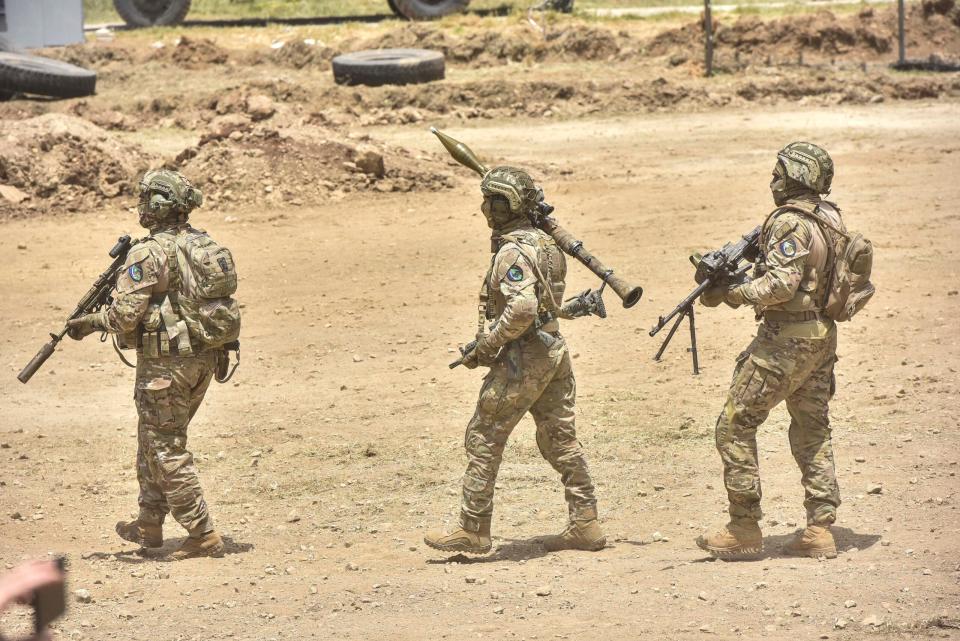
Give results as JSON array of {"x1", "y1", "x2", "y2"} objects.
[
  {"x1": 85, "y1": 0, "x2": 877, "y2": 24},
  {"x1": 84, "y1": 0, "x2": 509, "y2": 24}
]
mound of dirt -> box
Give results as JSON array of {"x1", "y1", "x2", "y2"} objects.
[
  {"x1": 343, "y1": 23, "x2": 626, "y2": 66},
  {"x1": 648, "y1": 4, "x2": 960, "y2": 62},
  {"x1": 0, "y1": 114, "x2": 151, "y2": 215},
  {"x1": 241, "y1": 23, "x2": 627, "y2": 69},
  {"x1": 296, "y1": 65, "x2": 960, "y2": 131},
  {"x1": 174, "y1": 121, "x2": 457, "y2": 209},
  {"x1": 319, "y1": 79, "x2": 580, "y2": 124},
  {"x1": 923, "y1": 0, "x2": 960, "y2": 26},
  {"x1": 201, "y1": 79, "x2": 312, "y2": 116},
  {"x1": 150, "y1": 36, "x2": 229, "y2": 69},
  {"x1": 40, "y1": 42, "x2": 134, "y2": 68},
  {"x1": 0, "y1": 110, "x2": 457, "y2": 218},
  {"x1": 262, "y1": 39, "x2": 337, "y2": 70},
  {"x1": 68, "y1": 100, "x2": 132, "y2": 131}
]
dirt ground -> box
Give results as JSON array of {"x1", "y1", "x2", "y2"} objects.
[{"x1": 1, "y1": 8, "x2": 959, "y2": 641}]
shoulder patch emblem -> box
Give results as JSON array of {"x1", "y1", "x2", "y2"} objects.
[
  {"x1": 779, "y1": 238, "x2": 797, "y2": 258},
  {"x1": 128, "y1": 263, "x2": 143, "y2": 282},
  {"x1": 506, "y1": 265, "x2": 524, "y2": 282}
]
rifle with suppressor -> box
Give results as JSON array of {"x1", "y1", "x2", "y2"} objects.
[
  {"x1": 648, "y1": 226, "x2": 761, "y2": 374},
  {"x1": 18, "y1": 235, "x2": 133, "y2": 384}
]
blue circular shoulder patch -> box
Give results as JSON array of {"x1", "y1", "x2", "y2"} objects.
[
  {"x1": 506, "y1": 265, "x2": 524, "y2": 282},
  {"x1": 128, "y1": 264, "x2": 143, "y2": 282},
  {"x1": 779, "y1": 238, "x2": 797, "y2": 257}
]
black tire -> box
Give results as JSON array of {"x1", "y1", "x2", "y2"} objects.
[
  {"x1": 392, "y1": 0, "x2": 469, "y2": 20},
  {"x1": 0, "y1": 52, "x2": 96, "y2": 99},
  {"x1": 332, "y1": 48, "x2": 445, "y2": 86},
  {"x1": 387, "y1": 0, "x2": 403, "y2": 17},
  {"x1": 113, "y1": 0, "x2": 191, "y2": 27}
]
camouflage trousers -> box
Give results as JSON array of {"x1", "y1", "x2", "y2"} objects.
[
  {"x1": 134, "y1": 351, "x2": 217, "y2": 535},
  {"x1": 460, "y1": 332, "x2": 598, "y2": 529},
  {"x1": 716, "y1": 321, "x2": 841, "y2": 526}
]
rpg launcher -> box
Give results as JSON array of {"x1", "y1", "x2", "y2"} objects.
[
  {"x1": 18, "y1": 235, "x2": 133, "y2": 383},
  {"x1": 648, "y1": 226, "x2": 761, "y2": 374},
  {"x1": 431, "y1": 127, "x2": 643, "y2": 309}
]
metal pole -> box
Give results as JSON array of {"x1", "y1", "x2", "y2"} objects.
[
  {"x1": 687, "y1": 306, "x2": 700, "y2": 375},
  {"x1": 897, "y1": 0, "x2": 906, "y2": 66},
  {"x1": 704, "y1": 0, "x2": 714, "y2": 77}
]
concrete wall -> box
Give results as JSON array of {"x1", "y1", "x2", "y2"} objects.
[{"x1": 0, "y1": 0, "x2": 84, "y2": 49}]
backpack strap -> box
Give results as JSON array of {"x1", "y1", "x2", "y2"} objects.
[
  {"x1": 761, "y1": 204, "x2": 808, "y2": 239},
  {"x1": 478, "y1": 255, "x2": 496, "y2": 335},
  {"x1": 148, "y1": 228, "x2": 193, "y2": 356},
  {"x1": 801, "y1": 206, "x2": 850, "y2": 241}
]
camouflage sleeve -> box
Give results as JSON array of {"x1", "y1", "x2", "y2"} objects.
[
  {"x1": 486, "y1": 244, "x2": 539, "y2": 349},
  {"x1": 95, "y1": 243, "x2": 161, "y2": 334},
  {"x1": 729, "y1": 214, "x2": 810, "y2": 307}
]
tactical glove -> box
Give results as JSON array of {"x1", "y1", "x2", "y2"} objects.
[
  {"x1": 66, "y1": 314, "x2": 101, "y2": 341},
  {"x1": 461, "y1": 335, "x2": 499, "y2": 369},
  {"x1": 699, "y1": 284, "x2": 728, "y2": 308}
]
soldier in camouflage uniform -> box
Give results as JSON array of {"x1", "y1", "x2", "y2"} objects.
[
  {"x1": 67, "y1": 170, "x2": 225, "y2": 561},
  {"x1": 696, "y1": 143, "x2": 845, "y2": 560},
  {"x1": 424, "y1": 167, "x2": 605, "y2": 555}
]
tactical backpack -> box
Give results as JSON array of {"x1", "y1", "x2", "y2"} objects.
[
  {"x1": 815, "y1": 207, "x2": 875, "y2": 322},
  {"x1": 779, "y1": 203, "x2": 875, "y2": 322},
  {"x1": 170, "y1": 229, "x2": 241, "y2": 348}
]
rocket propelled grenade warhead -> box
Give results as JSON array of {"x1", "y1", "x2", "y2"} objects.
[
  {"x1": 430, "y1": 127, "x2": 489, "y2": 177},
  {"x1": 431, "y1": 127, "x2": 643, "y2": 309}
]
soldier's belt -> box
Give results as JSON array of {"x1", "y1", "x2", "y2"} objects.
[
  {"x1": 762, "y1": 309, "x2": 822, "y2": 323},
  {"x1": 137, "y1": 330, "x2": 199, "y2": 358}
]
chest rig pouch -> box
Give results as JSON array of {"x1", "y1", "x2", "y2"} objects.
[{"x1": 134, "y1": 231, "x2": 194, "y2": 358}]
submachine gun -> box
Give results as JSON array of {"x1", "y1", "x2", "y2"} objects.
[
  {"x1": 432, "y1": 128, "x2": 643, "y2": 368},
  {"x1": 648, "y1": 227, "x2": 761, "y2": 374},
  {"x1": 18, "y1": 235, "x2": 133, "y2": 383}
]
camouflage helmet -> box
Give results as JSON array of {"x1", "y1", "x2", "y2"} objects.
[
  {"x1": 480, "y1": 166, "x2": 543, "y2": 215},
  {"x1": 776, "y1": 142, "x2": 834, "y2": 194},
  {"x1": 138, "y1": 169, "x2": 203, "y2": 215}
]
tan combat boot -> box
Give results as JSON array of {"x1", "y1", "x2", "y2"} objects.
[
  {"x1": 167, "y1": 530, "x2": 224, "y2": 561},
  {"x1": 696, "y1": 521, "x2": 763, "y2": 559},
  {"x1": 115, "y1": 519, "x2": 163, "y2": 548},
  {"x1": 540, "y1": 519, "x2": 607, "y2": 552},
  {"x1": 782, "y1": 525, "x2": 837, "y2": 559},
  {"x1": 424, "y1": 516, "x2": 492, "y2": 555}
]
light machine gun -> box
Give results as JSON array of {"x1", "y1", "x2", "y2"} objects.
[
  {"x1": 648, "y1": 227, "x2": 761, "y2": 374},
  {"x1": 18, "y1": 235, "x2": 133, "y2": 383}
]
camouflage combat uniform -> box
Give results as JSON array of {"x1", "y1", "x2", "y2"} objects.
[
  {"x1": 425, "y1": 164, "x2": 604, "y2": 554},
  {"x1": 93, "y1": 228, "x2": 218, "y2": 536},
  {"x1": 706, "y1": 197, "x2": 844, "y2": 526},
  {"x1": 460, "y1": 226, "x2": 598, "y2": 532}
]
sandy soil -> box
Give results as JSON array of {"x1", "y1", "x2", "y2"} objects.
[{"x1": 1, "y1": 10, "x2": 959, "y2": 641}]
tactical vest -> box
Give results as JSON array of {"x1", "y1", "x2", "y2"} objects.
[
  {"x1": 130, "y1": 226, "x2": 240, "y2": 358},
  {"x1": 481, "y1": 228, "x2": 566, "y2": 334},
  {"x1": 759, "y1": 201, "x2": 842, "y2": 314}
]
